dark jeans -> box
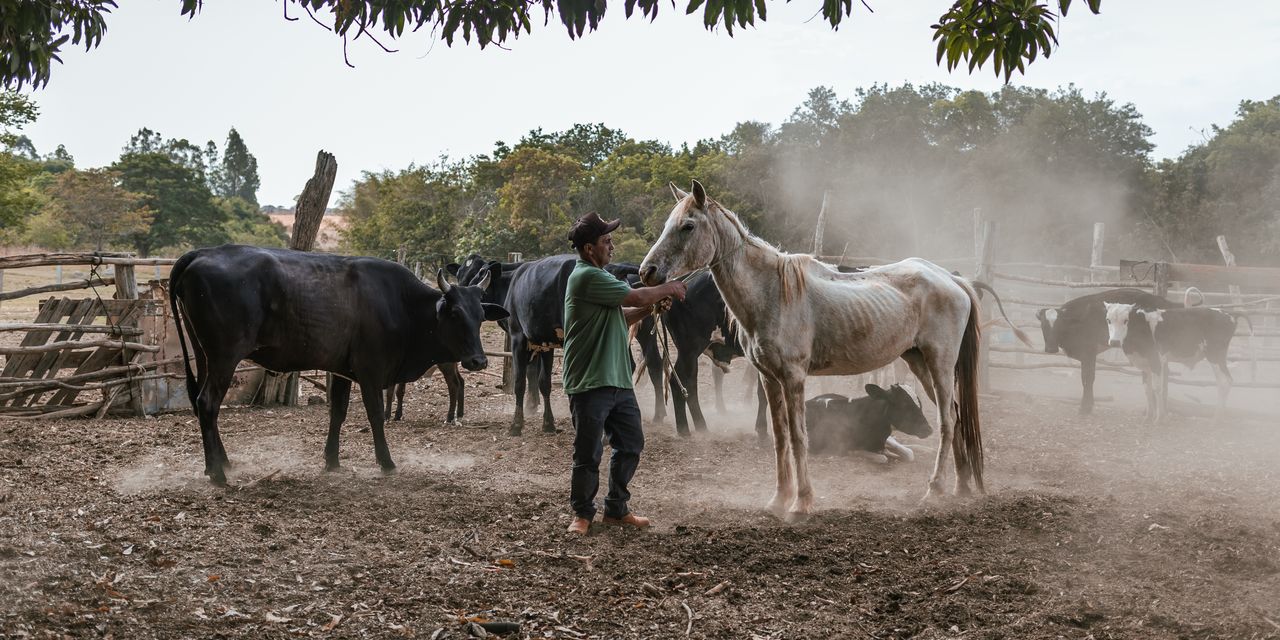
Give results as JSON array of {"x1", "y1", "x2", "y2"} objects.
[{"x1": 569, "y1": 386, "x2": 644, "y2": 520}]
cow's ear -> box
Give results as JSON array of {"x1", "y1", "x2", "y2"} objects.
[
  {"x1": 670, "y1": 181, "x2": 689, "y2": 202},
  {"x1": 691, "y1": 180, "x2": 706, "y2": 209},
  {"x1": 482, "y1": 303, "x2": 510, "y2": 322},
  {"x1": 446, "y1": 263, "x2": 461, "y2": 276},
  {"x1": 864, "y1": 384, "x2": 886, "y2": 398}
]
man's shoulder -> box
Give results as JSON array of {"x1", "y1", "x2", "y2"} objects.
[{"x1": 568, "y1": 261, "x2": 609, "y2": 285}]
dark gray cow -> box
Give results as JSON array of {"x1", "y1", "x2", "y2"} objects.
[
  {"x1": 170, "y1": 245, "x2": 508, "y2": 485},
  {"x1": 805, "y1": 384, "x2": 933, "y2": 463}
]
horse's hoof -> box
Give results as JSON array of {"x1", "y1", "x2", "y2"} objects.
[{"x1": 785, "y1": 511, "x2": 810, "y2": 524}]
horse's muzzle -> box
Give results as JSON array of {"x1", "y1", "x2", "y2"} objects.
[{"x1": 640, "y1": 265, "x2": 666, "y2": 287}]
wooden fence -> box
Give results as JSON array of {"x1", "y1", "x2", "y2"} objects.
[
  {"x1": 820, "y1": 224, "x2": 1280, "y2": 395},
  {"x1": 0, "y1": 252, "x2": 179, "y2": 418}
]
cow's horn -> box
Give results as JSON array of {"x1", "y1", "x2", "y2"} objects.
[
  {"x1": 436, "y1": 269, "x2": 452, "y2": 294},
  {"x1": 475, "y1": 269, "x2": 492, "y2": 291}
]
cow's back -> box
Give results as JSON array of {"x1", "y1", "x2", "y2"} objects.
[
  {"x1": 1056, "y1": 289, "x2": 1175, "y2": 358},
  {"x1": 173, "y1": 245, "x2": 432, "y2": 379}
]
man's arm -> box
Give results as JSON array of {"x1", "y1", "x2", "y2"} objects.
[
  {"x1": 623, "y1": 306, "x2": 652, "y2": 326},
  {"x1": 622, "y1": 280, "x2": 687, "y2": 308}
]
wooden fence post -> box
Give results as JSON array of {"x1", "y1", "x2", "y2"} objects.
[
  {"x1": 259, "y1": 151, "x2": 337, "y2": 407},
  {"x1": 813, "y1": 190, "x2": 830, "y2": 255},
  {"x1": 1090, "y1": 223, "x2": 1105, "y2": 281},
  {"x1": 1154, "y1": 262, "x2": 1170, "y2": 298},
  {"x1": 976, "y1": 221, "x2": 996, "y2": 390},
  {"x1": 113, "y1": 264, "x2": 146, "y2": 417},
  {"x1": 1216, "y1": 235, "x2": 1255, "y2": 381}
]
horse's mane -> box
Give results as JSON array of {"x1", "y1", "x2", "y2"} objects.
[{"x1": 706, "y1": 199, "x2": 811, "y2": 305}]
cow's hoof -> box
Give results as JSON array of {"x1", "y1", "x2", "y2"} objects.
[
  {"x1": 542, "y1": 427, "x2": 561, "y2": 435},
  {"x1": 324, "y1": 461, "x2": 340, "y2": 472},
  {"x1": 380, "y1": 463, "x2": 397, "y2": 475},
  {"x1": 206, "y1": 472, "x2": 228, "y2": 487},
  {"x1": 1078, "y1": 406, "x2": 1093, "y2": 416},
  {"x1": 508, "y1": 427, "x2": 523, "y2": 437},
  {"x1": 675, "y1": 429, "x2": 692, "y2": 438}
]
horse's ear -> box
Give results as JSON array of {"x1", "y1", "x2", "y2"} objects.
[
  {"x1": 691, "y1": 180, "x2": 706, "y2": 209},
  {"x1": 670, "y1": 182, "x2": 689, "y2": 203}
]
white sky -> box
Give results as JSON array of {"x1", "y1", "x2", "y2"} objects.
[{"x1": 21, "y1": 0, "x2": 1280, "y2": 207}]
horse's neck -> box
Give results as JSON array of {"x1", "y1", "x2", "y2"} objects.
[{"x1": 710, "y1": 239, "x2": 782, "y2": 337}]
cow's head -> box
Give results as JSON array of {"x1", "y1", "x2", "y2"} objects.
[
  {"x1": 1036, "y1": 308, "x2": 1060, "y2": 353},
  {"x1": 434, "y1": 269, "x2": 508, "y2": 371},
  {"x1": 640, "y1": 180, "x2": 719, "y2": 286},
  {"x1": 1136, "y1": 308, "x2": 1164, "y2": 334},
  {"x1": 1104, "y1": 302, "x2": 1135, "y2": 348},
  {"x1": 454, "y1": 253, "x2": 487, "y2": 286},
  {"x1": 866, "y1": 383, "x2": 932, "y2": 439}
]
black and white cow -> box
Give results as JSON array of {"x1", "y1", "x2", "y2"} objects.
[
  {"x1": 169, "y1": 245, "x2": 508, "y2": 484},
  {"x1": 1037, "y1": 289, "x2": 1179, "y2": 414},
  {"x1": 804, "y1": 384, "x2": 933, "y2": 463},
  {"x1": 1104, "y1": 302, "x2": 1241, "y2": 423}
]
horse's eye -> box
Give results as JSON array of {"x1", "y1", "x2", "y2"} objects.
[{"x1": 681, "y1": 222, "x2": 695, "y2": 232}]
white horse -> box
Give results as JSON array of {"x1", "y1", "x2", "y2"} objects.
[{"x1": 640, "y1": 181, "x2": 1026, "y2": 521}]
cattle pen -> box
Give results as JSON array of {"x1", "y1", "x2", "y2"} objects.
[{"x1": 821, "y1": 221, "x2": 1280, "y2": 419}]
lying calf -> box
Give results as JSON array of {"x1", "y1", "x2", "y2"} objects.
[{"x1": 805, "y1": 384, "x2": 933, "y2": 463}]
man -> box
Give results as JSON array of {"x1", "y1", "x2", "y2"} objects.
[{"x1": 563, "y1": 212, "x2": 687, "y2": 535}]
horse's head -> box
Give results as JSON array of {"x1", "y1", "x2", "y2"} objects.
[{"x1": 640, "y1": 180, "x2": 720, "y2": 286}]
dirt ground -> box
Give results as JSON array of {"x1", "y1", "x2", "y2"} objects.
[{"x1": 1, "y1": 360, "x2": 1279, "y2": 639}]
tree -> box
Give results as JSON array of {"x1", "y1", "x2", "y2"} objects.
[
  {"x1": 218, "y1": 128, "x2": 260, "y2": 205},
  {"x1": 217, "y1": 196, "x2": 286, "y2": 247},
  {"x1": 0, "y1": 90, "x2": 39, "y2": 230},
  {"x1": 112, "y1": 151, "x2": 227, "y2": 255},
  {"x1": 341, "y1": 164, "x2": 466, "y2": 262},
  {"x1": 41, "y1": 168, "x2": 152, "y2": 250},
  {"x1": 3, "y1": 1, "x2": 1100, "y2": 90}
]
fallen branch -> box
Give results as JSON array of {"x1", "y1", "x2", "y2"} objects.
[
  {"x1": 0, "y1": 338, "x2": 159, "y2": 355},
  {"x1": 681, "y1": 600, "x2": 693, "y2": 635}
]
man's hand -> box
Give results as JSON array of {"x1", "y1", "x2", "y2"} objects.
[
  {"x1": 663, "y1": 280, "x2": 688, "y2": 301},
  {"x1": 656, "y1": 297, "x2": 673, "y2": 313}
]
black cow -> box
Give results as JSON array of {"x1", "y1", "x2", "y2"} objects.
[
  {"x1": 169, "y1": 245, "x2": 508, "y2": 485},
  {"x1": 1036, "y1": 289, "x2": 1178, "y2": 414},
  {"x1": 1104, "y1": 303, "x2": 1242, "y2": 423},
  {"x1": 805, "y1": 384, "x2": 933, "y2": 462},
  {"x1": 503, "y1": 255, "x2": 638, "y2": 435},
  {"x1": 637, "y1": 271, "x2": 766, "y2": 438}
]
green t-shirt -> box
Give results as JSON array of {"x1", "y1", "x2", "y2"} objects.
[{"x1": 562, "y1": 260, "x2": 634, "y2": 395}]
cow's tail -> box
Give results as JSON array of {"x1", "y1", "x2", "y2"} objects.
[
  {"x1": 971, "y1": 280, "x2": 1033, "y2": 347},
  {"x1": 168, "y1": 252, "x2": 200, "y2": 409},
  {"x1": 955, "y1": 284, "x2": 985, "y2": 493}
]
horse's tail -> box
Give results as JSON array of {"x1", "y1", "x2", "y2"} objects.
[
  {"x1": 955, "y1": 284, "x2": 985, "y2": 493},
  {"x1": 168, "y1": 251, "x2": 200, "y2": 409},
  {"x1": 971, "y1": 280, "x2": 1033, "y2": 347}
]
